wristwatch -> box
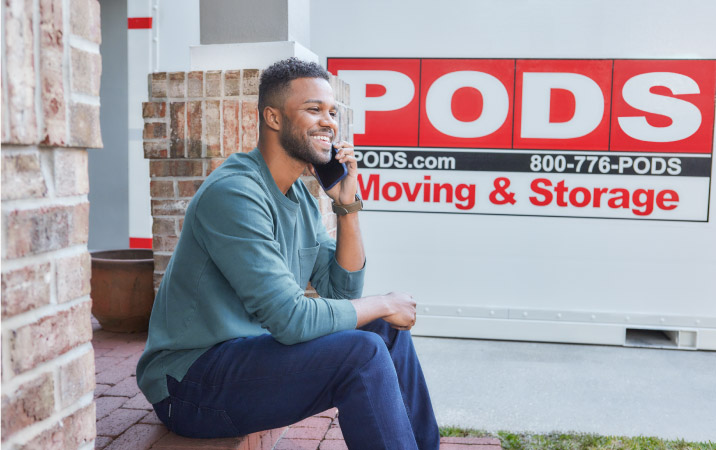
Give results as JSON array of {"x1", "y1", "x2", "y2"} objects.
[{"x1": 332, "y1": 194, "x2": 363, "y2": 215}]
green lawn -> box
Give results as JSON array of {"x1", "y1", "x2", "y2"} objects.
[{"x1": 439, "y1": 427, "x2": 716, "y2": 450}]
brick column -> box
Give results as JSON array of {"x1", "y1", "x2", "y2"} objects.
[
  {"x1": 143, "y1": 70, "x2": 351, "y2": 296},
  {"x1": 1, "y1": 0, "x2": 101, "y2": 448}
]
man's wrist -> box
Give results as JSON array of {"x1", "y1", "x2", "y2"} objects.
[
  {"x1": 374, "y1": 294, "x2": 395, "y2": 316},
  {"x1": 332, "y1": 194, "x2": 363, "y2": 215}
]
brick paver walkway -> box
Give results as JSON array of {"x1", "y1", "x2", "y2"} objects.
[{"x1": 92, "y1": 318, "x2": 501, "y2": 449}]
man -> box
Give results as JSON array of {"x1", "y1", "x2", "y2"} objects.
[{"x1": 137, "y1": 58, "x2": 439, "y2": 449}]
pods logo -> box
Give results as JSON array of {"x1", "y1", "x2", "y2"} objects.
[{"x1": 327, "y1": 58, "x2": 716, "y2": 154}]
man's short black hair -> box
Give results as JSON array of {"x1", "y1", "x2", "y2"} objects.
[{"x1": 258, "y1": 57, "x2": 330, "y2": 125}]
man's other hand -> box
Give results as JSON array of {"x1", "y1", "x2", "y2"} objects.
[
  {"x1": 352, "y1": 292, "x2": 418, "y2": 331},
  {"x1": 382, "y1": 292, "x2": 418, "y2": 331}
]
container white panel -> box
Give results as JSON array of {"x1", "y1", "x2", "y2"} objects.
[{"x1": 311, "y1": 0, "x2": 716, "y2": 348}]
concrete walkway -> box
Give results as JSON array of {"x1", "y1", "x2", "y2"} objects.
[{"x1": 414, "y1": 336, "x2": 716, "y2": 442}]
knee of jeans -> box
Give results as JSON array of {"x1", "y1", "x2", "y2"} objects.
[{"x1": 341, "y1": 330, "x2": 390, "y2": 367}]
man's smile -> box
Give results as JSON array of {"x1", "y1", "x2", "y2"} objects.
[{"x1": 310, "y1": 132, "x2": 333, "y2": 150}]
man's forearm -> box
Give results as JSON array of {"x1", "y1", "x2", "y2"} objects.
[
  {"x1": 334, "y1": 212, "x2": 365, "y2": 272},
  {"x1": 351, "y1": 295, "x2": 392, "y2": 327}
]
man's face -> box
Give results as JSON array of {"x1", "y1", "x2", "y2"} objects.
[{"x1": 278, "y1": 77, "x2": 338, "y2": 165}]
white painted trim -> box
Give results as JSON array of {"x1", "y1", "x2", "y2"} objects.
[
  {"x1": 697, "y1": 329, "x2": 716, "y2": 350},
  {"x1": 416, "y1": 303, "x2": 716, "y2": 328},
  {"x1": 411, "y1": 316, "x2": 716, "y2": 350},
  {"x1": 190, "y1": 41, "x2": 319, "y2": 71}
]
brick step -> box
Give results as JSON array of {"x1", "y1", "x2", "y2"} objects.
[{"x1": 148, "y1": 427, "x2": 287, "y2": 450}]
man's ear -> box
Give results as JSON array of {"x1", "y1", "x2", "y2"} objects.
[{"x1": 263, "y1": 106, "x2": 281, "y2": 132}]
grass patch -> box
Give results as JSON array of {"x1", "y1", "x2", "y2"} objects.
[{"x1": 439, "y1": 427, "x2": 716, "y2": 450}]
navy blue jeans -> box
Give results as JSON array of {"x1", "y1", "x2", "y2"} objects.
[{"x1": 153, "y1": 319, "x2": 439, "y2": 449}]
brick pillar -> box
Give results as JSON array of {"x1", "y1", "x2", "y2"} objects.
[
  {"x1": 1, "y1": 0, "x2": 101, "y2": 448},
  {"x1": 143, "y1": 70, "x2": 351, "y2": 296}
]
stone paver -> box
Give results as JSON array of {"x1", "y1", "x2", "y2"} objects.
[
  {"x1": 319, "y1": 440, "x2": 348, "y2": 450},
  {"x1": 91, "y1": 317, "x2": 502, "y2": 450},
  {"x1": 283, "y1": 426, "x2": 329, "y2": 440},
  {"x1": 104, "y1": 424, "x2": 168, "y2": 450},
  {"x1": 104, "y1": 376, "x2": 142, "y2": 397},
  {"x1": 97, "y1": 407, "x2": 148, "y2": 437},
  {"x1": 324, "y1": 427, "x2": 344, "y2": 440},
  {"x1": 440, "y1": 445, "x2": 502, "y2": 450},
  {"x1": 96, "y1": 362, "x2": 136, "y2": 385},
  {"x1": 96, "y1": 396, "x2": 129, "y2": 420},
  {"x1": 274, "y1": 439, "x2": 322, "y2": 450},
  {"x1": 95, "y1": 383, "x2": 111, "y2": 398},
  {"x1": 150, "y1": 432, "x2": 249, "y2": 449},
  {"x1": 139, "y1": 411, "x2": 164, "y2": 425},
  {"x1": 123, "y1": 392, "x2": 153, "y2": 410},
  {"x1": 441, "y1": 437, "x2": 502, "y2": 445},
  {"x1": 95, "y1": 436, "x2": 113, "y2": 449}
]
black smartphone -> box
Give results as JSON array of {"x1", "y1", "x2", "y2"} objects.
[{"x1": 313, "y1": 145, "x2": 348, "y2": 191}]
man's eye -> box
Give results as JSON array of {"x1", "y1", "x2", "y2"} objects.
[{"x1": 329, "y1": 111, "x2": 337, "y2": 118}]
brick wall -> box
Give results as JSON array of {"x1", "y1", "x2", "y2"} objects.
[
  {"x1": 1, "y1": 0, "x2": 101, "y2": 448},
  {"x1": 143, "y1": 70, "x2": 352, "y2": 295}
]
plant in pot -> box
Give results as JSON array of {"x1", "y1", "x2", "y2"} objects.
[{"x1": 90, "y1": 249, "x2": 155, "y2": 332}]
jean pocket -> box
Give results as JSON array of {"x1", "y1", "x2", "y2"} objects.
[
  {"x1": 298, "y1": 244, "x2": 320, "y2": 290},
  {"x1": 168, "y1": 396, "x2": 239, "y2": 439}
]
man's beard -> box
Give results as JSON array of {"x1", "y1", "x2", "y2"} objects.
[{"x1": 279, "y1": 116, "x2": 332, "y2": 166}]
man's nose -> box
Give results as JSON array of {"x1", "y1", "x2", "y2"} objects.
[{"x1": 319, "y1": 112, "x2": 338, "y2": 130}]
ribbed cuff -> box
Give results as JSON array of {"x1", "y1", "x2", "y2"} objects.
[
  {"x1": 328, "y1": 297, "x2": 359, "y2": 331},
  {"x1": 329, "y1": 257, "x2": 366, "y2": 298}
]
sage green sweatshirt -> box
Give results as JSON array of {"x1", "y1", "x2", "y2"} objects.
[{"x1": 136, "y1": 149, "x2": 363, "y2": 404}]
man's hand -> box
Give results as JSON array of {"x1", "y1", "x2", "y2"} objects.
[
  {"x1": 381, "y1": 292, "x2": 418, "y2": 331},
  {"x1": 351, "y1": 292, "x2": 418, "y2": 331},
  {"x1": 324, "y1": 141, "x2": 358, "y2": 205}
]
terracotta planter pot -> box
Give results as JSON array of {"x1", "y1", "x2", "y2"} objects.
[{"x1": 91, "y1": 249, "x2": 155, "y2": 333}]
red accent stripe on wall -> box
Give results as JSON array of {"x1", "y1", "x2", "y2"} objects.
[
  {"x1": 129, "y1": 237, "x2": 153, "y2": 249},
  {"x1": 128, "y1": 17, "x2": 153, "y2": 29}
]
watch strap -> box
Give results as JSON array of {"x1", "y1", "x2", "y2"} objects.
[{"x1": 332, "y1": 195, "x2": 363, "y2": 215}]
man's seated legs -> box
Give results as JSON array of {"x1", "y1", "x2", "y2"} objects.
[{"x1": 153, "y1": 320, "x2": 438, "y2": 449}]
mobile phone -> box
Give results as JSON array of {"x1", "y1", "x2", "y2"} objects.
[{"x1": 313, "y1": 145, "x2": 348, "y2": 191}]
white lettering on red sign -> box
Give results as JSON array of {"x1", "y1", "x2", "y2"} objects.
[
  {"x1": 327, "y1": 58, "x2": 716, "y2": 154},
  {"x1": 521, "y1": 72, "x2": 604, "y2": 139},
  {"x1": 619, "y1": 72, "x2": 702, "y2": 143}
]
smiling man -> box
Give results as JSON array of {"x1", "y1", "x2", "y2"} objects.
[{"x1": 136, "y1": 58, "x2": 439, "y2": 449}]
